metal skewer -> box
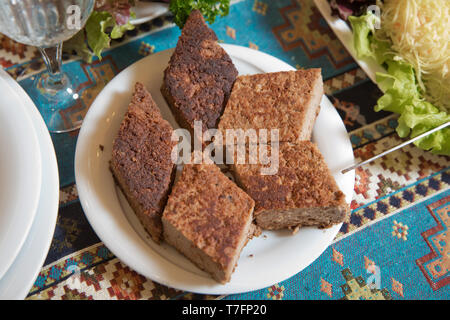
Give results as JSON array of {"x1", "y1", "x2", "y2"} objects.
[{"x1": 341, "y1": 121, "x2": 450, "y2": 174}]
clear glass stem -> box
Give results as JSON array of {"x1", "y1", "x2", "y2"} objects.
[{"x1": 38, "y1": 42, "x2": 66, "y2": 90}]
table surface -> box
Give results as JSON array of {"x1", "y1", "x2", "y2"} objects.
[{"x1": 1, "y1": 0, "x2": 448, "y2": 300}]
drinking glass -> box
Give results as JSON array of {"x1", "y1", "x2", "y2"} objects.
[{"x1": 0, "y1": 0, "x2": 95, "y2": 133}]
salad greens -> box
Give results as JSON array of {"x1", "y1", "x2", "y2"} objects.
[
  {"x1": 64, "y1": 0, "x2": 230, "y2": 62},
  {"x1": 170, "y1": 0, "x2": 230, "y2": 28},
  {"x1": 349, "y1": 13, "x2": 450, "y2": 156},
  {"x1": 329, "y1": 0, "x2": 376, "y2": 21},
  {"x1": 64, "y1": 0, "x2": 135, "y2": 62}
]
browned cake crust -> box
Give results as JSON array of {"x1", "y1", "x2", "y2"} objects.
[
  {"x1": 161, "y1": 10, "x2": 238, "y2": 139},
  {"x1": 218, "y1": 69, "x2": 323, "y2": 144},
  {"x1": 231, "y1": 141, "x2": 349, "y2": 230},
  {"x1": 162, "y1": 164, "x2": 255, "y2": 283},
  {"x1": 110, "y1": 82, "x2": 176, "y2": 243}
]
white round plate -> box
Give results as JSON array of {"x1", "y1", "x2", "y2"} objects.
[
  {"x1": 75, "y1": 44, "x2": 355, "y2": 295},
  {"x1": 0, "y1": 69, "x2": 42, "y2": 280},
  {"x1": 0, "y1": 69, "x2": 59, "y2": 299}
]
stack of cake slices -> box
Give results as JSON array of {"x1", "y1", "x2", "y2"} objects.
[{"x1": 110, "y1": 10, "x2": 350, "y2": 284}]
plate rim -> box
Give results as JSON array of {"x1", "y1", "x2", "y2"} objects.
[
  {"x1": 0, "y1": 69, "x2": 43, "y2": 280},
  {"x1": 75, "y1": 44, "x2": 355, "y2": 294},
  {"x1": 313, "y1": 0, "x2": 386, "y2": 84},
  {"x1": 0, "y1": 69, "x2": 59, "y2": 300},
  {"x1": 130, "y1": 2, "x2": 169, "y2": 25}
]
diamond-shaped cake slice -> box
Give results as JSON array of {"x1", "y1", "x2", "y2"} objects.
[
  {"x1": 231, "y1": 141, "x2": 349, "y2": 230},
  {"x1": 110, "y1": 82, "x2": 176, "y2": 243},
  {"x1": 161, "y1": 10, "x2": 238, "y2": 138},
  {"x1": 218, "y1": 69, "x2": 323, "y2": 144},
  {"x1": 162, "y1": 164, "x2": 255, "y2": 283}
]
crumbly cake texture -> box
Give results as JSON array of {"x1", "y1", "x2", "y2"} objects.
[
  {"x1": 231, "y1": 141, "x2": 350, "y2": 230},
  {"x1": 110, "y1": 82, "x2": 176, "y2": 243},
  {"x1": 162, "y1": 164, "x2": 255, "y2": 283},
  {"x1": 161, "y1": 10, "x2": 238, "y2": 138},
  {"x1": 218, "y1": 69, "x2": 323, "y2": 144}
]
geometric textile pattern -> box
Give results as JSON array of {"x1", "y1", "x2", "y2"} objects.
[
  {"x1": 416, "y1": 196, "x2": 450, "y2": 291},
  {"x1": 339, "y1": 268, "x2": 392, "y2": 300},
  {"x1": 272, "y1": 0, "x2": 353, "y2": 69}
]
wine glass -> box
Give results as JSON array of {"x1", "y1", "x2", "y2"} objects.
[{"x1": 0, "y1": 0, "x2": 95, "y2": 133}]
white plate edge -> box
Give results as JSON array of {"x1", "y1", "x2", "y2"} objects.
[
  {"x1": 0, "y1": 70, "x2": 59, "y2": 299},
  {"x1": 0, "y1": 69, "x2": 43, "y2": 280}
]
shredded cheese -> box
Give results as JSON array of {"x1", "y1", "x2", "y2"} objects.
[{"x1": 379, "y1": 0, "x2": 450, "y2": 112}]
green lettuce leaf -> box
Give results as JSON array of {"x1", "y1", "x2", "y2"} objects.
[
  {"x1": 371, "y1": 37, "x2": 392, "y2": 65},
  {"x1": 111, "y1": 12, "x2": 136, "y2": 39},
  {"x1": 62, "y1": 29, "x2": 93, "y2": 62},
  {"x1": 348, "y1": 13, "x2": 377, "y2": 60},
  {"x1": 64, "y1": 10, "x2": 135, "y2": 62},
  {"x1": 169, "y1": 0, "x2": 230, "y2": 28},
  {"x1": 85, "y1": 11, "x2": 114, "y2": 60},
  {"x1": 374, "y1": 60, "x2": 450, "y2": 154},
  {"x1": 349, "y1": 13, "x2": 450, "y2": 156}
]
